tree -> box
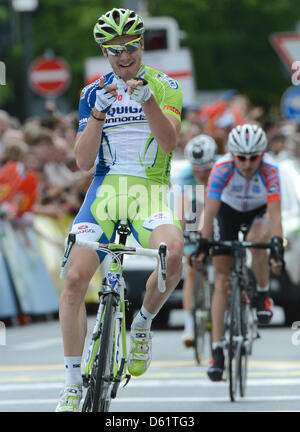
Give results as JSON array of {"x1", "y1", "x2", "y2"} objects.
[
  {"x1": 150, "y1": 0, "x2": 300, "y2": 109},
  {"x1": 2, "y1": 0, "x2": 300, "y2": 118}
]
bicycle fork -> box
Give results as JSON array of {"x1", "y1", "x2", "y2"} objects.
[{"x1": 83, "y1": 260, "x2": 131, "y2": 395}]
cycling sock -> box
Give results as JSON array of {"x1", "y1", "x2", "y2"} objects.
[
  {"x1": 64, "y1": 356, "x2": 83, "y2": 386},
  {"x1": 212, "y1": 341, "x2": 223, "y2": 350},
  {"x1": 256, "y1": 284, "x2": 269, "y2": 292},
  {"x1": 184, "y1": 310, "x2": 194, "y2": 332},
  {"x1": 132, "y1": 305, "x2": 157, "y2": 330}
]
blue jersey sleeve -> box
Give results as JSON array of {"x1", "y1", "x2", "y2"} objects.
[
  {"x1": 77, "y1": 84, "x2": 97, "y2": 132},
  {"x1": 77, "y1": 72, "x2": 115, "y2": 133}
]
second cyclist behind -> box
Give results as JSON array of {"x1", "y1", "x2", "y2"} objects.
[
  {"x1": 192, "y1": 124, "x2": 284, "y2": 382},
  {"x1": 177, "y1": 134, "x2": 218, "y2": 346}
]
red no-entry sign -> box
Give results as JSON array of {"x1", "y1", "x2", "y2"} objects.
[{"x1": 29, "y1": 56, "x2": 71, "y2": 97}]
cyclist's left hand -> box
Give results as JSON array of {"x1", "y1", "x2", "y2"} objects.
[
  {"x1": 269, "y1": 258, "x2": 284, "y2": 276},
  {"x1": 127, "y1": 79, "x2": 152, "y2": 104},
  {"x1": 269, "y1": 236, "x2": 285, "y2": 275}
]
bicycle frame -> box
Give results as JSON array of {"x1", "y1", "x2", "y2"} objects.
[
  {"x1": 211, "y1": 235, "x2": 272, "y2": 401},
  {"x1": 84, "y1": 257, "x2": 129, "y2": 391},
  {"x1": 60, "y1": 219, "x2": 168, "y2": 411}
]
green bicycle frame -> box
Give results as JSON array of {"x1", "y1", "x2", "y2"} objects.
[{"x1": 84, "y1": 258, "x2": 128, "y2": 384}]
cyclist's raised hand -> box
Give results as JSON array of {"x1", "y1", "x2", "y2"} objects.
[
  {"x1": 94, "y1": 77, "x2": 118, "y2": 113},
  {"x1": 126, "y1": 78, "x2": 152, "y2": 104}
]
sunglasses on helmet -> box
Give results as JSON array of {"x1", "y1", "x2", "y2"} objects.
[
  {"x1": 235, "y1": 154, "x2": 262, "y2": 162},
  {"x1": 102, "y1": 37, "x2": 141, "y2": 56}
]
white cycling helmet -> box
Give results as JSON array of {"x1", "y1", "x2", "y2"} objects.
[
  {"x1": 184, "y1": 134, "x2": 217, "y2": 167},
  {"x1": 228, "y1": 124, "x2": 267, "y2": 154}
]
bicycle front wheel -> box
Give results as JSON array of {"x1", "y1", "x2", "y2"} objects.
[
  {"x1": 228, "y1": 277, "x2": 242, "y2": 402},
  {"x1": 193, "y1": 272, "x2": 207, "y2": 365},
  {"x1": 239, "y1": 291, "x2": 250, "y2": 398},
  {"x1": 92, "y1": 293, "x2": 115, "y2": 412}
]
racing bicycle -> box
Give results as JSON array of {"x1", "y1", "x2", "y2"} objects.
[
  {"x1": 60, "y1": 219, "x2": 168, "y2": 412},
  {"x1": 201, "y1": 225, "x2": 274, "y2": 401},
  {"x1": 184, "y1": 231, "x2": 214, "y2": 365}
]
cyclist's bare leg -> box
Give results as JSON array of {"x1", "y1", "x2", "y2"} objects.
[
  {"x1": 128, "y1": 224, "x2": 183, "y2": 376},
  {"x1": 143, "y1": 224, "x2": 184, "y2": 314},
  {"x1": 247, "y1": 221, "x2": 271, "y2": 288},
  {"x1": 182, "y1": 259, "x2": 197, "y2": 341},
  {"x1": 182, "y1": 257, "x2": 197, "y2": 311},
  {"x1": 59, "y1": 247, "x2": 100, "y2": 356},
  {"x1": 211, "y1": 255, "x2": 233, "y2": 343}
]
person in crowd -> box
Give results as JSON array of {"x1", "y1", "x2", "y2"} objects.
[
  {"x1": 0, "y1": 140, "x2": 38, "y2": 221},
  {"x1": 177, "y1": 134, "x2": 217, "y2": 346}
]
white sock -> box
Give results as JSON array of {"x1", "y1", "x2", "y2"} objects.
[
  {"x1": 131, "y1": 305, "x2": 156, "y2": 330},
  {"x1": 64, "y1": 356, "x2": 83, "y2": 386},
  {"x1": 256, "y1": 284, "x2": 269, "y2": 292},
  {"x1": 184, "y1": 310, "x2": 194, "y2": 332},
  {"x1": 212, "y1": 341, "x2": 223, "y2": 350}
]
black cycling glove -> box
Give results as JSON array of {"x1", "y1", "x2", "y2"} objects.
[
  {"x1": 269, "y1": 236, "x2": 285, "y2": 272},
  {"x1": 189, "y1": 237, "x2": 210, "y2": 266}
]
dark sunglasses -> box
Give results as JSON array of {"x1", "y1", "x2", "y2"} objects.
[{"x1": 235, "y1": 154, "x2": 262, "y2": 162}]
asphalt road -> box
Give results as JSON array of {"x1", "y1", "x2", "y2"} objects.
[{"x1": 0, "y1": 308, "x2": 300, "y2": 413}]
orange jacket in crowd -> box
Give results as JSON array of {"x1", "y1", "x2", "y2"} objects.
[{"x1": 0, "y1": 161, "x2": 38, "y2": 217}]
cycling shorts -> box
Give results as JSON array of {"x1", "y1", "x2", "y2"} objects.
[
  {"x1": 71, "y1": 174, "x2": 182, "y2": 261},
  {"x1": 212, "y1": 202, "x2": 269, "y2": 256}
]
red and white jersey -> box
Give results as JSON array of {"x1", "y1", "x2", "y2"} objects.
[{"x1": 206, "y1": 152, "x2": 281, "y2": 212}]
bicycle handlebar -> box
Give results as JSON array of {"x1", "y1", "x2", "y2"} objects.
[
  {"x1": 184, "y1": 231, "x2": 273, "y2": 251},
  {"x1": 60, "y1": 233, "x2": 169, "y2": 293}
]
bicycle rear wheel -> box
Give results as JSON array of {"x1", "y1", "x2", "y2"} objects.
[
  {"x1": 228, "y1": 277, "x2": 242, "y2": 402},
  {"x1": 239, "y1": 291, "x2": 250, "y2": 397},
  {"x1": 92, "y1": 293, "x2": 115, "y2": 412}
]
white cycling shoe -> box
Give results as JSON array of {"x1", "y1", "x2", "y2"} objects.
[{"x1": 55, "y1": 384, "x2": 82, "y2": 412}]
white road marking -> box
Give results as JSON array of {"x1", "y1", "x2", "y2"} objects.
[
  {"x1": 1, "y1": 377, "x2": 300, "y2": 391},
  {"x1": 1, "y1": 395, "x2": 300, "y2": 406},
  {"x1": 9, "y1": 338, "x2": 62, "y2": 351}
]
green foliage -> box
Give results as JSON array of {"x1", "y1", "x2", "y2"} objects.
[
  {"x1": 2, "y1": 0, "x2": 300, "y2": 116},
  {"x1": 150, "y1": 0, "x2": 300, "y2": 108},
  {"x1": 33, "y1": 0, "x2": 120, "y2": 109}
]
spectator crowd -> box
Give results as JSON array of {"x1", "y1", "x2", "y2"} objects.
[
  {"x1": 0, "y1": 103, "x2": 92, "y2": 229},
  {"x1": 0, "y1": 91, "x2": 300, "y2": 251}
]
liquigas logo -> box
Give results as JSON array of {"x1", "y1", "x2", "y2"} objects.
[
  {"x1": 107, "y1": 272, "x2": 121, "y2": 292},
  {"x1": 0, "y1": 62, "x2": 6, "y2": 85}
]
